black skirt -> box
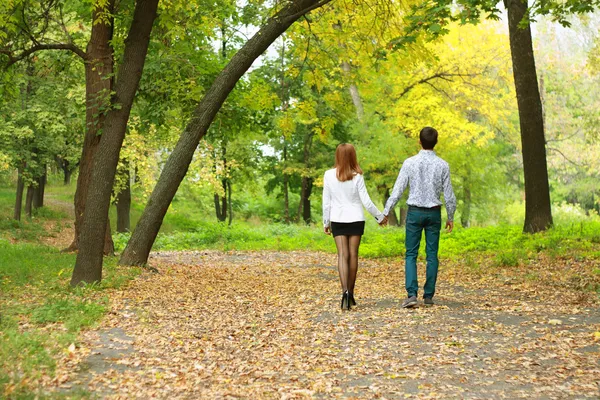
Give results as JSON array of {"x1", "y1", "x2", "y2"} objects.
[{"x1": 330, "y1": 221, "x2": 365, "y2": 237}]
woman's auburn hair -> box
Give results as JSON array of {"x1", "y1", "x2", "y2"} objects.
[{"x1": 334, "y1": 143, "x2": 363, "y2": 182}]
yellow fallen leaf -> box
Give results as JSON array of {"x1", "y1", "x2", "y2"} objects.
[
  {"x1": 548, "y1": 319, "x2": 562, "y2": 325},
  {"x1": 594, "y1": 331, "x2": 600, "y2": 341}
]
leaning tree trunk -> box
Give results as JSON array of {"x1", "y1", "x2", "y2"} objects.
[
  {"x1": 71, "y1": 0, "x2": 159, "y2": 286},
  {"x1": 120, "y1": 0, "x2": 333, "y2": 267},
  {"x1": 14, "y1": 165, "x2": 25, "y2": 221},
  {"x1": 505, "y1": 0, "x2": 553, "y2": 233},
  {"x1": 66, "y1": 0, "x2": 116, "y2": 254}
]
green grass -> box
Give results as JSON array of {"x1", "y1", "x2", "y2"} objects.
[{"x1": 0, "y1": 240, "x2": 140, "y2": 398}]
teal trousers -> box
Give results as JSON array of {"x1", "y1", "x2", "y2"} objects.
[{"x1": 404, "y1": 206, "x2": 441, "y2": 298}]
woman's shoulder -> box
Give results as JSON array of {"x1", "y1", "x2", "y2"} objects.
[{"x1": 324, "y1": 168, "x2": 336, "y2": 177}]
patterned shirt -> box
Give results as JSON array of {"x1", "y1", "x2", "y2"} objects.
[{"x1": 383, "y1": 150, "x2": 457, "y2": 221}]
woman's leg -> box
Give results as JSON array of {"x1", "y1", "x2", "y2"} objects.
[
  {"x1": 347, "y1": 235, "x2": 362, "y2": 297},
  {"x1": 334, "y1": 235, "x2": 350, "y2": 292}
]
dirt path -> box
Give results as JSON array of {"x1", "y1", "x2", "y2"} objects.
[{"x1": 55, "y1": 251, "x2": 599, "y2": 399}]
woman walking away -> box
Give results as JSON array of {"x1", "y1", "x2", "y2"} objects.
[{"x1": 322, "y1": 144, "x2": 387, "y2": 310}]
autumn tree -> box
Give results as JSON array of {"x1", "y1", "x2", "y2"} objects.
[{"x1": 120, "y1": 0, "x2": 335, "y2": 268}]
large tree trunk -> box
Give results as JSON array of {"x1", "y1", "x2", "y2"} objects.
[
  {"x1": 120, "y1": 0, "x2": 332, "y2": 267},
  {"x1": 14, "y1": 166, "x2": 25, "y2": 221},
  {"x1": 33, "y1": 167, "x2": 46, "y2": 209},
  {"x1": 71, "y1": 0, "x2": 159, "y2": 286},
  {"x1": 505, "y1": 0, "x2": 553, "y2": 233},
  {"x1": 66, "y1": 0, "x2": 116, "y2": 254},
  {"x1": 116, "y1": 169, "x2": 131, "y2": 233}
]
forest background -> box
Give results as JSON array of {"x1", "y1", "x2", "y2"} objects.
[{"x1": 1, "y1": 0, "x2": 600, "y2": 397}]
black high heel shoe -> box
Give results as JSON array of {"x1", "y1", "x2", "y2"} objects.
[
  {"x1": 349, "y1": 293, "x2": 356, "y2": 306},
  {"x1": 341, "y1": 290, "x2": 350, "y2": 310}
]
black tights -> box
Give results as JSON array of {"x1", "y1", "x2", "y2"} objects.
[{"x1": 334, "y1": 235, "x2": 362, "y2": 294}]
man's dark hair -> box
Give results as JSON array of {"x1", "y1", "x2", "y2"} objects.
[{"x1": 419, "y1": 127, "x2": 438, "y2": 149}]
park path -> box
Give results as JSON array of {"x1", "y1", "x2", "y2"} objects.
[{"x1": 55, "y1": 251, "x2": 599, "y2": 399}]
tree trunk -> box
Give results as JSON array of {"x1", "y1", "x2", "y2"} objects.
[
  {"x1": 214, "y1": 181, "x2": 227, "y2": 222},
  {"x1": 227, "y1": 180, "x2": 232, "y2": 226},
  {"x1": 505, "y1": 0, "x2": 553, "y2": 233},
  {"x1": 66, "y1": 0, "x2": 116, "y2": 254},
  {"x1": 116, "y1": 169, "x2": 131, "y2": 233},
  {"x1": 120, "y1": 0, "x2": 332, "y2": 267},
  {"x1": 62, "y1": 159, "x2": 72, "y2": 185},
  {"x1": 33, "y1": 167, "x2": 46, "y2": 209},
  {"x1": 384, "y1": 188, "x2": 398, "y2": 226},
  {"x1": 399, "y1": 207, "x2": 407, "y2": 227},
  {"x1": 283, "y1": 142, "x2": 290, "y2": 224},
  {"x1": 14, "y1": 166, "x2": 25, "y2": 221},
  {"x1": 341, "y1": 61, "x2": 364, "y2": 121},
  {"x1": 71, "y1": 0, "x2": 159, "y2": 286},
  {"x1": 25, "y1": 185, "x2": 34, "y2": 218},
  {"x1": 302, "y1": 177, "x2": 313, "y2": 224},
  {"x1": 461, "y1": 185, "x2": 471, "y2": 228}
]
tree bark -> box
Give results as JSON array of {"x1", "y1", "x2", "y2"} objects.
[
  {"x1": 283, "y1": 142, "x2": 290, "y2": 224},
  {"x1": 341, "y1": 61, "x2": 364, "y2": 121},
  {"x1": 71, "y1": 0, "x2": 159, "y2": 286},
  {"x1": 399, "y1": 207, "x2": 407, "y2": 227},
  {"x1": 505, "y1": 0, "x2": 553, "y2": 233},
  {"x1": 66, "y1": 0, "x2": 116, "y2": 254},
  {"x1": 61, "y1": 159, "x2": 72, "y2": 185},
  {"x1": 461, "y1": 185, "x2": 471, "y2": 228},
  {"x1": 33, "y1": 167, "x2": 46, "y2": 209},
  {"x1": 302, "y1": 178, "x2": 313, "y2": 224},
  {"x1": 116, "y1": 169, "x2": 131, "y2": 233},
  {"x1": 25, "y1": 185, "x2": 34, "y2": 218},
  {"x1": 14, "y1": 166, "x2": 25, "y2": 221},
  {"x1": 120, "y1": 0, "x2": 332, "y2": 266},
  {"x1": 227, "y1": 180, "x2": 232, "y2": 226},
  {"x1": 383, "y1": 188, "x2": 398, "y2": 226}
]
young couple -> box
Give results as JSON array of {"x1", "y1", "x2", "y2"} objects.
[{"x1": 322, "y1": 127, "x2": 457, "y2": 310}]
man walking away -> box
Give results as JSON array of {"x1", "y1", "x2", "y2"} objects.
[{"x1": 383, "y1": 127, "x2": 456, "y2": 308}]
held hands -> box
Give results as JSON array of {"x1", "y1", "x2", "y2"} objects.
[
  {"x1": 379, "y1": 215, "x2": 388, "y2": 227},
  {"x1": 445, "y1": 220, "x2": 454, "y2": 233}
]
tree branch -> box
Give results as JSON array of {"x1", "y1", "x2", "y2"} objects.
[
  {"x1": 2, "y1": 43, "x2": 87, "y2": 68},
  {"x1": 396, "y1": 72, "x2": 474, "y2": 99},
  {"x1": 283, "y1": 0, "x2": 334, "y2": 23}
]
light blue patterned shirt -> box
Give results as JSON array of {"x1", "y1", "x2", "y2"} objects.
[{"x1": 383, "y1": 150, "x2": 457, "y2": 221}]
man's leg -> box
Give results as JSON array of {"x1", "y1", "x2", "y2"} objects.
[
  {"x1": 405, "y1": 210, "x2": 423, "y2": 298},
  {"x1": 423, "y1": 210, "x2": 442, "y2": 299}
]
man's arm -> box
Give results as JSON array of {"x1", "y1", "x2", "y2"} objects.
[
  {"x1": 442, "y1": 164, "x2": 456, "y2": 231},
  {"x1": 383, "y1": 163, "x2": 409, "y2": 216}
]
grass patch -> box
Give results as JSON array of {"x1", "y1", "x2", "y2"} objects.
[{"x1": 0, "y1": 241, "x2": 141, "y2": 398}]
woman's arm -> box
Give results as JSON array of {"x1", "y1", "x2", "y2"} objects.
[
  {"x1": 355, "y1": 175, "x2": 384, "y2": 223},
  {"x1": 322, "y1": 173, "x2": 331, "y2": 230}
]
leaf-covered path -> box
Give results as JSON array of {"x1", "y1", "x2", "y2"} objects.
[{"x1": 58, "y1": 251, "x2": 599, "y2": 399}]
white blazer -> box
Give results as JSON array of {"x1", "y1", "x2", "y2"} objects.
[{"x1": 322, "y1": 168, "x2": 384, "y2": 228}]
